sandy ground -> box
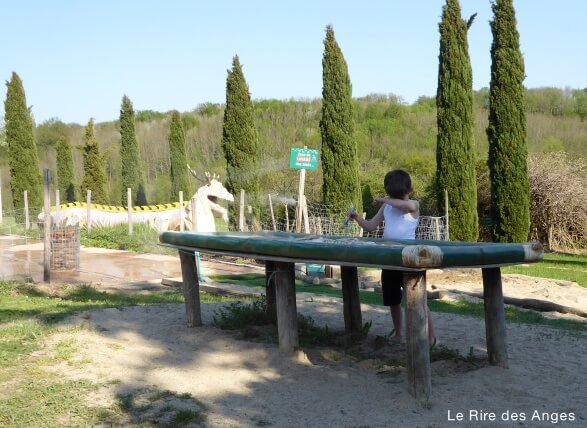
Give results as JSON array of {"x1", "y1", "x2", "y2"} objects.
[{"x1": 37, "y1": 267, "x2": 586, "y2": 428}]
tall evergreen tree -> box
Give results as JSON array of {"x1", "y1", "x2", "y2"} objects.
[
  {"x1": 119, "y1": 95, "x2": 147, "y2": 205},
  {"x1": 168, "y1": 110, "x2": 190, "y2": 200},
  {"x1": 319, "y1": 26, "x2": 362, "y2": 214},
  {"x1": 56, "y1": 136, "x2": 76, "y2": 202},
  {"x1": 81, "y1": 119, "x2": 109, "y2": 205},
  {"x1": 4, "y1": 72, "x2": 42, "y2": 216},
  {"x1": 487, "y1": 0, "x2": 530, "y2": 242},
  {"x1": 436, "y1": 0, "x2": 478, "y2": 241},
  {"x1": 221, "y1": 55, "x2": 259, "y2": 225}
]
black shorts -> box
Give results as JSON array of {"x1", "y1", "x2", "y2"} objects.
[{"x1": 381, "y1": 269, "x2": 404, "y2": 306}]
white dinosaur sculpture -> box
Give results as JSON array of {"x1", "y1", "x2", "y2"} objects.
[{"x1": 38, "y1": 167, "x2": 234, "y2": 232}]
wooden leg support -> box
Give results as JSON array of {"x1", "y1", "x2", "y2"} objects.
[
  {"x1": 340, "y1": 266, "x2": 362, "y2": 334},
  {"x1": 274, "y1": 261, "x2": 299, "y2": 355},
  {"x1": 482, "y1": 267, "x2": 509, "y2": 368},
  {"x1": 404, "y1": 271, "x2": 431, "y2": 399},
  {"x1": 179, "y1": 250, "x2": 202, "y2": 327}
]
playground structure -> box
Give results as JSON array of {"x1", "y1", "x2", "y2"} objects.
[{"x1": 36, "y1": 168, "x2": 234, "y2": 233}]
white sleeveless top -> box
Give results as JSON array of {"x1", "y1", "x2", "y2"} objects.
[{"x1": 382, "y1": 203, "x2": 419, "y2": 240}]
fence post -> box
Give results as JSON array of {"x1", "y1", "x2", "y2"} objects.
[
  {"x1": 43, "y1": 169, "x2": 51, "y2": 283},
  {"x1": 24, "y1": 190, "x2": 30, "y2": 230},
  {"x1": 179, "y1": 191, "x2": 184, "y2": 232},
  {"x1": 239, "y1": 189, "x2": 245, "y2": 232},
  {"x1": 191, "y1": 197, "x2": 197, "y2": 231},
  {"x1": 268, "y1": 194, "x2": 276, "y2": 231},
  {"x1": 86, "y1": 190, "x2": 92, "y2": 231},
  {"x1": 127, "y1": 188, "x2": 133, "y2": 235},
  {"x1": 301, "y1": 195, "x2": 310, "y2": 233}
]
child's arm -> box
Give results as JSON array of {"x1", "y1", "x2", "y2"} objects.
[
  {"x1": 373, "y1": 197, "x2": 418, "y2": 214},
  {"x1": 348, "y1": 206, "x2": 385, "y2": 232}
]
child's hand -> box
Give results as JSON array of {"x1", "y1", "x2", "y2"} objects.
[{"x1": 373, "y1": 197, "x2": 384, "y2": 206}]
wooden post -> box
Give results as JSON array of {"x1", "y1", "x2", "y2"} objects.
[
  {"x1": 239, "y1": 189, "x2": 245, "y2": 232},
  {"x1": 179, "y1": 191, "x2": 184, "y2": 232},
  {"x1": 295, "y1": 168, "x2": 306, "y2": 233},
  {"x1": 340, "y1": 266, "x2": 362, "y2": 334},
  {"x1": 482, "y1": 267, "x2": 509, "y2": 368},
  {"x1": 274, "y1": 261, "x2": 299, "y2": 354},
  {"x1": 127, "y1": 188, "x2": 133, "y2": 235},
  {"x1": 24, "y1": 190, "x2": 29, "y2": 230},
  {"x1": 301, "y1": 194, "x2": 310, "y2": 233},
  {"x1": 179, "y1": 250, "x2": 202, "y2": 327},
  {"x1": 268, "y1": 194, "x2": 276, "y2": 231},
  {"x1": 265, "y1": 260, "x2": 277, "y2": 320},
  {"x1": 86, "y1": 190, "x2": 92, "y2": 231},
  {"x1": 55, "y1": 189, "x2": 60, "y2": 227},
  {"x1": 404, "y1": 271, "x2": 431, "y2": 398},
  {"x1": 43, "y1": 169, "x2": 51, "y2": 283},
  {"x1": 284, "y1": 204, "x2": 289, "y2": 232}
]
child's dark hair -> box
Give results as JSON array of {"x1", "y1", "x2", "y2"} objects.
[{"x1": 384, "y1": 169, "x2": 412, "y2": 199}]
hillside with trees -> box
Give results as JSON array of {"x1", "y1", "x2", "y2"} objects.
[{"x1": 0, "y1": 86, "x2": 586, "y2": 246}]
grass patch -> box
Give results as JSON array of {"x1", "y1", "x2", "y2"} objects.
[
  {"x1": 0, "y1": 279, "x2": 238, "y2": 427},
  {"x1": 503, "y1": 251, "x2": 587, "y2": 287},
  {"x1": 210, "y1": 273, "x2": 587, "y2": 332}
]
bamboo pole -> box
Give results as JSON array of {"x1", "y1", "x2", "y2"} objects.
[
  {"x1": 86, "y1": 190, "x2": 92, "y2": 231},
  {"x1": 268, "y1": 194, "x2": 276, "y2": 231},
  {"x1": 0, "y1": 175, "x2": 3, "y2": 225},
  {"x1": 239, "y1": 189, "x2": 245, "y2": 231},
  {"x1": 24, "y1": 190, "x2": 29, "y2": 230},
  {"x1": 127, "y1": 188, "x2": 133, "y2": 235},
  {"x1": 55, "y1": 189, "x2": 60, "y2": 227},
  {"x1": 179, "y1": 191, "x2": 184, "y2": 232}
]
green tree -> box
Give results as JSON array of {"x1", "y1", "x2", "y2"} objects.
[
  {"x1": 319, "y1": 25, "x2": 362, "y2": 214},
  {"x1": 221, "y1": 55, "x2": 259, "y2": 225},
  {"x1": 81, "y1": 119, "x2": 109, "y2": 205},
  {"x1": 168, "y1": 110, "x2": 190, "y2": 200},
  {"x1": 56, "y1": 136, "x2": 76, "y2": 202},
  {"x1": 119, "y1": 95, "x2": 147, "y2": 205},
  {"x1": 487, "y1": 0, "x2": 530, "y2": 242},
  {"x1": 4, "y1": 72, "x2": 42, "y2": 216},
  {"x1": 436, "y1": 0, "x2": 478, "y2": 241}
]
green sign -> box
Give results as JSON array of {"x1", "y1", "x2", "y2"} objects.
[{"x1": 289, "y1": 148, "x2": 319, "y2": 170}]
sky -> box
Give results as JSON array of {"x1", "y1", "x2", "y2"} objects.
[{"x1": 1, "y1": 0, "x2": 586, "y2": 125}]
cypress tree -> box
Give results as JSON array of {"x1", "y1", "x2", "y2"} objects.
[
  {"x1": 221, "y1": 55, "x2": 259, "y2": 225},
  {"x1": 81, "y1": 119, "x2": 109, "y2": 205},
  {"x1": 119, "y1": 95, "x2": 147, "y2": 205},
  {"x1": 56, "y1": 136, "x2": 76, "y2": 202},
  {"x1": 4, "y1": 72, "x2": 42, "y2": 216},
  {"x1": 487, "y1": 0, "x2": 530, "y2": 242},
  {"x1": 319, "y1": 26, "x2": 362, "y2": 214},
  {"x1": 168, "y1": 110, "x2": 190, "y2": 200},
  {"x1": 436, "y1": 0, "x2": 478, "y2": 241}
]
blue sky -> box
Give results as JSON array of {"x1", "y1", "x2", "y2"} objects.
[{"x1": 1, "y1": 0, "x2": 585, "y2": 125}]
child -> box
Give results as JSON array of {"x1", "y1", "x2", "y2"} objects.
[{"x1": 348, "y1": 169, "x2": 436, "y2": 346}]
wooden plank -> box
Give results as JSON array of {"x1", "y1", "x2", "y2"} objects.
[
  {"x1": 482, "y1": 267, "x2": 509, "y2": 368},
  {"x1": 404, "y1": 271, "x2": 431, "y2": 398},
  {"x1": 340, "y1": 266, "x2": 362, "y2": 334},
  {"x1": 179, "y1": 250, "x2": 202, "y2": 327},
  {"x1": 274, "y1": 261, "x2": 299, "y2": 354},
  {"x1": 265, "y1": 260, "x2": 277, "y2": 320}
]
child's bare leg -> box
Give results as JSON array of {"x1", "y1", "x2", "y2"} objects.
[{"x1": 390, "y1": 304, "x2": 403, "y2": 340}]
